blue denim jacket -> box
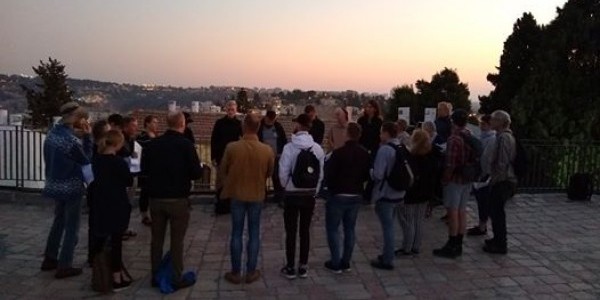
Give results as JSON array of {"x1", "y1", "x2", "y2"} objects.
[
  {"x1": 371, "y1": 138, "x2": 406, "y2": 202},
  {"x1": 43, "y1": 123, "x2": 93, "y2": 199}
]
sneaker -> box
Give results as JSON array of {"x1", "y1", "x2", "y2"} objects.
[
  {"x1": 280, "y1": 266, "x2": 296, "y2": 280},
  {"x1": 340, "y1": 262, "x2": 352, "y2": 273},
  {"x1": 54, "y1": 267, "x2": 83, "y2": 279},
  {"x1": 411, "y1": 249, "x2": 420, "y2": 255},
  {"x1": 298, "y1": 265, "x2": 308, "y2": 279},
  {"x1": 370, "y1": 258, "x2": 394, "y2": 270},
  {"x1": 324, "y1": 261, "x2": 342, "y2": 274},
  {"x1": 112, "y1": 280, "x2": 131, "y2": 292},
  {"x1": 440, "y1": 214, "x2": 448, "y2": 221},
  {"x1": 467, "y1": 226, "x2": 487, "y2": 236},
  {"x1": 174, "y1": 278, "x2": 195, "y2": 290},
  {"x1": 40, "y1": 257, "x2": 58, "y2": 271},
  {"x1": 224, "y1": 272, "x2": 243, "y2": 284},
  {"x1": 245, "y1": 270, "x2": 261, "y2": 284}
]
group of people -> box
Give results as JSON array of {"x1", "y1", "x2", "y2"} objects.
[{"x1": 38, "y1": 98, "x2": 518, "y2": 292}]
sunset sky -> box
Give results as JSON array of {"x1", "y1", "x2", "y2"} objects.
[{"x1": 1, "y1": 0, "x2": 567, "y2": 98}]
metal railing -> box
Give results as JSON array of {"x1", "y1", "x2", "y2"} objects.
[
  {"x1": 1, "y1": 126, "x2": 598, "y2": 194},
  {"x1": 517, "y1": 140, "x2": 600, "y2": 194}
]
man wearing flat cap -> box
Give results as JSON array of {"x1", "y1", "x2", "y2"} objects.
[{"x1": 40, "y1": 102, "x2": 93, "y2": 279}]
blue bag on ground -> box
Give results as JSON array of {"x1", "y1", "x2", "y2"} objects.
[{"x1": 156, "y1": 251, "x2": 197, "y2": 294}]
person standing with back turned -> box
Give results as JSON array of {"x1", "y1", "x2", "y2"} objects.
[
  {"x1": 142, "y1": 112, "x2": 202, "y2": 290},
  {"x1": 279, "y1": 113, "x2": 325, "y2": 280},
  {"x1": 221, "y1": 114, "x2": 275, "y2": 284}
]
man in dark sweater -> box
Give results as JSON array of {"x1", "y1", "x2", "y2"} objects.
[
  {"x1": 211, "y1": 100, "x2": 243, "y2": 214},
  {"x1": 305, "y1": 104, "x2": 325, "y2": 145},
  {"x1": 258, "y1": 110, "x2": 287, "y2": 202},
  {"x1": 324, "y1": 123, "x2": 371, "y2": 273},
  {"x1": 141, "y1": 112, "x2": 202, "y2": 290}
]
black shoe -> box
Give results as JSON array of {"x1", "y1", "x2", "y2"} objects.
[
  {"x1": 174, "y1": 278, "x2": 195, "y2": 290},
  {"x1": 394, "y1": 249, "x2": 412, "y2": 257},
  {"x1": 324, "y1": 261, "x2": 342, "y2": 274},
  {"x1": 484, "y1": 238, "x2": 495, "y2": 246},
  {"x1": 483, "y1": 243, "x2": 507, "y2": 255},
  {"x1": 467, "y1": 226, "x2": 487, "y2": 236},
  {"x1": 411, "y1": 249, "x2": 420, "y2": 255},
  {"x1": 113, "y1": 280, "x2": 131, "y2": 292},
  {"x1": 298, "y1": 265, "x2": 309, "y2": 279},
  {"x1": 440, "y1": 214, "x2": 448, "y2": 221},
  {"x1": 41, "y1": 257, "x2": 58, "y2": 271},
  {"x1": 433, "y1": 243, "x2": 459, "y2": 259},
  {"x1": 280, "y1": 266, "x2": 296, "y2": 280},
  {"x1": 370, "y1": 259, "x2": 394, "y2": 270},
  {"x1": 340, "y1": 262, "x2": 352, "y2": 273},
  {"x1": 54, "y1": 267, "x2": 83, "y2": 279}
]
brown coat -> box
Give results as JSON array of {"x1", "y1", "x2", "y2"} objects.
[{"x1": 220, "y1": 134, "x2": 275, "y2": 202}]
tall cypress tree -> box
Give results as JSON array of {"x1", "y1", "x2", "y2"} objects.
[{"x1": 21, "y1": 58, "x2": 73, "y2": 128}]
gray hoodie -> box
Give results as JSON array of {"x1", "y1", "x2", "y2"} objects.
[{"x1": 279, "y1": 131, "x2": 325, "y2": 193}]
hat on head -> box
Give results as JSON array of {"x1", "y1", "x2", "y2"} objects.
[
  {"x1": 60, "y1": 102, "x2": 82, "y2": 116},
  {"x1": 293, "y1": 113, "x2": 312, "y2": 129}
]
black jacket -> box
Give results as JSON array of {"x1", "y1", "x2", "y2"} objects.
[
  {"x1": 141, "y1": 130, "x2": 202, "y2": 198},
  {"x1": 357, "y1": 116, "x2": 383, "y2": 155},
  {"x1": 309, "y1": 117, "x2": 325, "y2": 145},
  {"x1": 211, "y1": 116, "x2": 242, "y2": 164},
  {"x1": 258, "y1": 120, "x2": 287, "y2": 155},
  {"x1": 404, "y1": 147, "x2": 443, "y2": 204},
  {"x1": 434, "y1": 116, "x2": 452, "y2": 144},
  {"x1": 136, "y1": 131, "x2": 154, "y2": 147},
  {"x1": 326, "y1": 140, "x2": 371, "y2": 195},
  {"x1": 89, "y1": 154, "x2": 133, "y2": 236},
  {"x1": 184, "y1": 127, "x2": 196, "y2": 144}
]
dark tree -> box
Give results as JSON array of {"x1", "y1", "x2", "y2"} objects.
[
  {"x1": 509, "y1": 0, "x2": 600, "y2": 140},
  {"x1": 479, "y1": 13, "x2": 542, "y2": 114},
  {"x1": 414, "y1": 68, "x2": 471, "y2": 121},
  {"x1": 385, "y1": 85, "x2": 418, "y2": 122},
  {"x1": 21, "y1": 58, "x2": 74, "y2": 128}
]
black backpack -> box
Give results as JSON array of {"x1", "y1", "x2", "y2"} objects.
[
  {"x1": 567, "y1": 173, "x2": 593, "y2": 201},
  {"x1": 384, "y1": 143, "x2": 414, "y2": 192},
  {"x1": 459, "y1": 132, "x2": 484, "y2": 182},
  {"x1": 291, "y1": 147, "x2": 320, "y2": 189}
]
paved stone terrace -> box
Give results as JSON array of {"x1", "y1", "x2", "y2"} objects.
[{"x1": 0, "y1": 194, "x2": 600, "y2": 299}]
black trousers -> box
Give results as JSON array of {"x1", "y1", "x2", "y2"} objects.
[
  {"x1": 489, "y1": 181, "x2": 516, "y2": 247},
  {"x1": 90, "y1": 233, "x2": 124, "y2": 272},
  {"x1": 284, "y1": 195, "x2": 316, "y2": 267},
  {"x1": 474, "y1": 185, "x2": 491, "y2": 224}
]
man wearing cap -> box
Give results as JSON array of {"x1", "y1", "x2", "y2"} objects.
[
  {"x1": 41, "y1": 102, "x2": 93, "y2": 279},
  {"x1": 433, "y1": 109, "x2": 473, "y2": 259}
]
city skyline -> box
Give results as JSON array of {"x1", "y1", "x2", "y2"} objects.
[{"x1": 1, "y1": 0, "x2": 567, "y2": 98}]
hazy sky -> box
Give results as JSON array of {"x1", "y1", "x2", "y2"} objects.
[{"x1": 1, "y1": 0, "x2": 567, "y2": 98}]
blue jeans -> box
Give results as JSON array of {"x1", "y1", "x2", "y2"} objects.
[
  {"x1": 230, "y1": 199, "x2": 262, "y2": 273},
  {"x1": 375, "y1": 201, "x2": 398, "y2": 265},
  {"x1": 44, "y1": 195, "x2": 83, "y2": 268},
  {"x1": 325, "y1": 195, "x2": 362, "y2": 269}
]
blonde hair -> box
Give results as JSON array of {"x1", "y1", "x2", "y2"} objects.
[
  {"x1": 99, "y1": 130, "x2": 124, "y2": 153},
  {"x1": 410, "y1": 129, "x2": 432, "y2": 156}
]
